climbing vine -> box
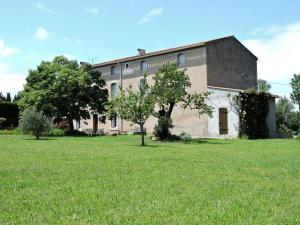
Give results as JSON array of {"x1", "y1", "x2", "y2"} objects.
[{"x1": 238, "y1": 91, "x2": 271, "y2": 139}]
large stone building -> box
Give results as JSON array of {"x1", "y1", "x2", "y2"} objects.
[{"x1": 78, "y1": 36, "x2": 276, "y2": 138}]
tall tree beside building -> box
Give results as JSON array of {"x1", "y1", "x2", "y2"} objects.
[
  {"x1": 18, "y1": 56, "x2": 108, "y2": 131},
  {"x1": 151, "y1": 63, "x2": 213, "y2": 140},
  {"x1": 107, "y1": 76, "x2": 155, "y2": 146},
  {"x1": 258, "y1": 79, "x2": 271, "y2": 93},
  {"x1": 290, "y1": 74, "x2": 300, "y2": 132}
]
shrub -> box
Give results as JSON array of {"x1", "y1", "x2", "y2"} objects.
[
  {"x1": 0, "y1": 102, "x2": 19, "y2": 128},
  {"x1": 64, "y1": 129, "x2": 87, "y2": 136},
  {"x1": 277, "y1": 125, "x2": 293, "y2": 138},
  {"x1": 44, "y1": 128, "x2": 65, "y2": 137},
  {"x1": 0, "y1": 117, "x2": 6, "y2": 126},
  {"x1": 180, "y1": 132, "x2": 192, "y2": 142},
  {"x1": 153, "y1": 116, "x2": 173, "y2": 140},
  {"x1": 19, "y1": 108, "x2": 52, "y2": 139},
  {"x1": 0, "y1": 128, "x2": 22, "y2": 135}
]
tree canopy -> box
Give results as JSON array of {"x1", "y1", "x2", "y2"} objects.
[
  {"x1": 107, "y1": 76, "x2": 155, "y2": 146},
  {"x1": 258, "y1": 79, "x2": 271, "y2": 93},
  {"x1": 18, "y1": 56, "x2": 108, "y2": 131},
  {"x1": 150, "y1": 63, "x2": 213, "y2": 139}
]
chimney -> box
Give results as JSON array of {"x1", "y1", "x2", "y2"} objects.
[
  {"x1": 137, "y1": 48, "x2": 146, "y2": 56},
  {"x1": 80, "y1": 61, "x2": 91, "y2": 66}
]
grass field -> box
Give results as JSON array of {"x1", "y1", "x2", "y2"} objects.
[{"x1": 0, "y1": 135, "x2": 299, "y2": 224}]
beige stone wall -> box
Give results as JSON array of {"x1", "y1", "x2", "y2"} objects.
[
  {"x1": 84, "y1": 46, "x2": 210, "y2": 137},
  {"x1": 79, "y1": 38, "x2": 258, "y2": 137}
]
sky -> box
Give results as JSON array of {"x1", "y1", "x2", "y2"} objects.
[{"x1": 1, "y1": 0, "x2": 300, "y2": 97}]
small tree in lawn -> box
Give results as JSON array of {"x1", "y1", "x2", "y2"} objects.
[
  {"x1": 107, "y1": 76, "x2": 155, "y2": 146},
  {"x1": 151, "y1": 63, "x2": 213, "y2": 140},
  {"x1": 290, "y1": 74, "x2": 300, "y2": 133},
  {"x1": 19, "y1": 108, "x2": 52, "y2": 139}
]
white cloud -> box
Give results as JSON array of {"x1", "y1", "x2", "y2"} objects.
[
  {"x1": 0, "y1": 39, "x2": 20, "y2": 57},
  {"x1": 84, "y1": 7, "x2": 99, "y2": 15},
  {"x1": 34, "y1": 27, "x2": 49, "y2": 40},
  {"x1": 139, "y1": 8, "x2": 163, "y2": 25},
  {"x1": 243, "y1": 22, "x2": 300, "y2": 82},
  {"x1": 0, "y1": 63, "x2": 25, "y2": 95},
  {"x1": 34, "y1": 2, "x2": 55, "y2": 13}
]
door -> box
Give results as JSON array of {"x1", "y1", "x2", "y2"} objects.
[
  {"x1": 93, "y1": 114, "x2": 98, "y2": 133},
  {"x1": 219, "y1": 108, "x2": 228, "y2": 135}
]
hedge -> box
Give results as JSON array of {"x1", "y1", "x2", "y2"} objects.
[{"x1": 0, "y1": 102, "x2": 19, "y2": 128}]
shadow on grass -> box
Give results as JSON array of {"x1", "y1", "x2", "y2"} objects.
[{"x1": 24, "y1": 137, "x2": 56, "y2": 141}]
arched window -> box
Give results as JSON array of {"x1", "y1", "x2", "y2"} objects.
[
  {"x1": 177, "y1": 53, "x2": 186, "y2": 66},
  {"x1": 111, "y1": 83, "x2": 118, "y2": 97}
]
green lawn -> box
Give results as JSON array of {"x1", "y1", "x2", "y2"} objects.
[{"x1": 0, "y1": 135, "x2": 299, "y2": 224}]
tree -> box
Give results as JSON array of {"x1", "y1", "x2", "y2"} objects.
[
  {"x1": 107, "y1": 76, "x2": 155, "y2": 146},
  {"x1": 151, "y1": 63, "x2": 213, "y2": 139},
  {"x1": 276, "y1": 96, "x2": 299, "y2": 134},
  {"x1": 258, "y1": 79, "x2": 271, "y2": 93},
  {"x1": 6, "y1": 93, "x2": 11, "y2": 102},
  {"x1": 0, "y1": 92, "x2": 6, "y2": 102},
  {"x1": 19, "y1": 108, "x2": 52, "y2": 139},
  {"x1": 18, "y1": 56, "x2": 108, "y2": 132},
  {"x1": 290, "y1": 74, "x2": 300, "y2": 132}
]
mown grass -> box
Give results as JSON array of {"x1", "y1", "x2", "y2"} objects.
[{"x1": 0, "y1": 135, "x2": 299, "y2": 224}]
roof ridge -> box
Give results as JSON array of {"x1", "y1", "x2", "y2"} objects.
[{"x1": 92, "y1": 35, "x2": 234, "y2": 67}]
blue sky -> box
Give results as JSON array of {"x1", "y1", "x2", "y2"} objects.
[{"x1": 1, "y1": 0, "x2": 300, "y2": 96}]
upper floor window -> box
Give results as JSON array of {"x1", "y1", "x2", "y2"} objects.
[
  {"x1": 111, "y1": 83, "x2": 118, "y2": 97},
  {"x1": 111, "y1": 66, "x2": 117, "y2": 76},
  {"x1": 140, "y1": 60, "x2": 147, "y2": 72},
  {"x1": 177, "y1": 53, "x2": 186, "y2": 66}
]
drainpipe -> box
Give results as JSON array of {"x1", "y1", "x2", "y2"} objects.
[{"x1": 118, "y1": 62, "x2": 124, "y2": 133}]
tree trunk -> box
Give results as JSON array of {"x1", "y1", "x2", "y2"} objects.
[
  {"x1": 67, "y1": 117, "x2": 74, "y2": 132},
  {"x1": 166, "y1": 102, "x2": 175, "y2": 118},
  {"x1": 36, "y1": 134, "x2": 40, "y2": 140},
  {"x1": 140, "y1": 123, "x2": 145, "y2": 146}
]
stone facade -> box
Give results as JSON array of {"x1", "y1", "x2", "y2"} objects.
[{"x1": 79, "y1": 36, "x2": 262, "y2": 138}]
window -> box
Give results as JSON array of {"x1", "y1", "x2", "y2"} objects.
[
  {"x1": 125, "y1": 63, "x2": 129, "y2": 69},
  {"x1": 111, "y1": 116, "x2": 117, "y2": 128},
  {"x1": 111, "y1": 83, "x2": 118, "y2": 97},
  {"x1": 177, "y1": 53, "x2": 186, "y2": 66},
  {"x1": 140, "y1": 60, "x2": 147, "y2": 72},
  {"x1": 111, "y1": 66, "x2": 117, "y2": 75}
]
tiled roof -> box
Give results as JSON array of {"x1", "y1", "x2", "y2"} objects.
[{"x1": 92, "y1": 35, "x2": 241, "y2": 68}]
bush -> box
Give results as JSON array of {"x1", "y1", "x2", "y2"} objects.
[
  {"x1": 0, "y1": 128, "x2": 22, "y2": 135},
  {"x1": 0, "y1": 102, "x2": 19, "y2": 128},
  {"x1": 180, "y1": 132, "x2": 192, "y2": 142},
  {"x1": 44, "y1": 128, "x2": 65, "y2": 137},
  {"x1": 64, "y1": 129, "x2": 87, "y2": 136},
  {"x1": 153, "y1": 116, "x2": 173, "y2": 140},
  {"x1": 19, "y1": 108, "x2": 52, "y2": 139},
  {"x1": 0, "y1": 117, "x2": 6, "y2": 126},
  {"x1": 277, "y1": 125, "x2": 293, "y2": 138}
]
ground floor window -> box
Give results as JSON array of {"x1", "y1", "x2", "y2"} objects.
[
  {"x1": 111, "y1": 116, "x2": 117, "y2": 129},
  {"x1": 219, "y1": 108, "x2": 228, "y2": 135}
]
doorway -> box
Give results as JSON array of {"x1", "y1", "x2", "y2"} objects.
[
  {"x1": 93, "y1": 114, "x2": 98, "y2": 133},
  {"x1": 219, "y1": 108, "x2": 228, "y2": 135}
]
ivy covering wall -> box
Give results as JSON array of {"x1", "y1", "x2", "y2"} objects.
[{"x1": 239, "y1": 92, "x2": 271, "y2": 139}]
